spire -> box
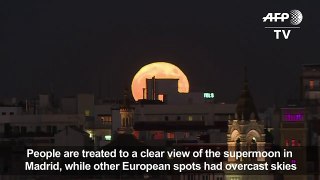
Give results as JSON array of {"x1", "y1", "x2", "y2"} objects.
[
  {"x1": 121, "y1": 88, "x2": 131, "y2": 109},
  {"x1": 235, "y1": 67, "x2": 259, "y2": 120}
]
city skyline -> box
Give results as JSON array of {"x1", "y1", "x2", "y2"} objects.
[{"x1": 1, "y1": 1, "x2": 320, "y2": 108}]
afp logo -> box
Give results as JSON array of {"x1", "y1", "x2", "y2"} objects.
[{"x1": 263, "y1": 10, "x2": 303, "y2": 39}]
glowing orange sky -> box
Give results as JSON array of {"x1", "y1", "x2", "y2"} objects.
[{"x1": 131, "y1": 62, "x2": 190, "y2": 101}]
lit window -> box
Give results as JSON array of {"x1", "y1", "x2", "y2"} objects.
[
  {"x1": 158, "y1": 94, "x2": 164, "y2": 102},
  {"x1": 310, "y1": 80, "x2": 315, "y2": 89},
  {"x1": 153, "y1": 131, "x2": 164, "y2": 140},
  {"x1": 100, "y1": 116, "x2": 112, "y2": 124},
  {"x1": 84, "y1": 110, "x2": 90, "y2": 116},
  {"x1": 167, "y1": 132, "x2": 175, "y2": 139},
  {"x1": 133, "y1": 131, "x2": 139, "y2": 139},
  {"x1": 285, "y1": 139, "x2": 289, "y2": 146},
  {"x1": 188, "y1": 116, "x2": 193, "y2": 121},
  {"x1": 291, "y1": 159, "x2": 297, "y2": 164},
  {"x1": 297, "y1": 140, "x2": 301, "y2": 146},
  {"x1": 284, "y1": 113, "x2": 304, "y2": 122}
]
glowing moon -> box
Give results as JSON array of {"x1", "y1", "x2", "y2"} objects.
[{"x1": 131, "y1": 62, "x2": 189, "y2": 101}]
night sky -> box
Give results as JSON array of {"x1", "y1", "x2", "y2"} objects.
[{"x1": 1, "y1": 1, "x2": 320, "y2": 108}]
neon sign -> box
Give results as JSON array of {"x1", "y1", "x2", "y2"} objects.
[{"x1": 203, "y1": 92, "x2": 214, "y2": 99}]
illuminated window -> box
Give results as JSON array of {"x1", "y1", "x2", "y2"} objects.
[
  {"x1": 100, "y1": 116, "x2": 112, "y2": 124},
  {"x1": 310, "y1": 80, "x2": 314, "y2": 89},
  {"x1": 231, "y1": 177, "x2": 240, "y2": 180},
  {"x1": 283, "y1": 113, "x2": 304, "y2": 122},
  {"x1": 133, "y1": 131, "x2": 139, "y2": 139},
  {"x1": 297, "y1": 140, "x2": 301, "y2": 146},
  {"x1": 285, "y1": 139, "x2": 289, "y2": 146},
  {"x1": 167, "y1": 132, "x2": 175, "y2": 139},
  {"x1": 158, "y1": 94, "x2": 164, "y2": 102},
  {"x1": 152, "y1": 131, "x2": 164, "y2": 140},
  {"x1": 188, "y1": 116, "x2": 193, "y2": 121},
  {"x1": 84, "y1": 110, "x2": 90, "y2": 116}
]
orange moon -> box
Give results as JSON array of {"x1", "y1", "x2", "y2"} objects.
[{"x1": 131, "y1": 62, "x2": 190, "y2": 101}]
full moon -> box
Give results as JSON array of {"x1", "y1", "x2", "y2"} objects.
[{"x1": 131, "y1": 62, "x2": 190, "y2": 101}]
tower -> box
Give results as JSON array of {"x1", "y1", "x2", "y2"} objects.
[
  {"x1": 280, "y1": 106, "x2": 307, "y2": 180},
  {"x1": 118, "y1": 89, "x2": 135, "y2": 134},
  {"x1": 226, "y1": 68, "x2": 268, "y2": 180}
]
